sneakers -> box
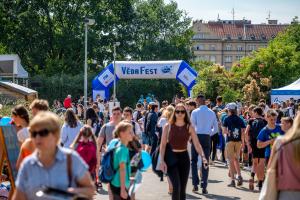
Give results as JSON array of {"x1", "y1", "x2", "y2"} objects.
[
  {"x1": 237, "y1": 176, "x2": 243, "y2": 186},
  {"x1": 245, "y1": 166, "x2": 252, "y2": 172},
  {"x1": 212, "y1": 161, "x2": 215, "y2": 167},
  {"x1": 202, "y1": 189, "x2": 208, "y2": 194},
  {"x1": 249, "y1": 178, "x2": 254, "y2": 190},
  {"x1": 227, "y1": 180, "x2": 236, "y2": 187},
  {"x1": 192, "y1": 185, "x2": 198, "y2": 192},
  {"x1": 168, "y1": 188, "x2": 173, "y2": 195}
]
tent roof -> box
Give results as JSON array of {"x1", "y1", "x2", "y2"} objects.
[
  {"x1": 272, "y1": 78, "x2": 300, "y2": 90},
  {"x1": 0, "y1": 54, "x2": 28, "y2": 78},
  {"x1": 271, "y1": 78, "x2": 300, "y2": 95},
  {"x1": 0, "y1": 81, "x2": 37, "y2": 96}
]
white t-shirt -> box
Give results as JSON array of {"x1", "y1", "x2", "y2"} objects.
[
  {"x1": 98, "y1": 103, "x2": 105, "y2": 112},
  {"x1": 138, "y1": 117, "x2": 145, "y2": 132},
  {"x1": 264, "y1": 105, "x2": 270, "y2": 114},
  {"x1": 133, "y1": 121, "x2": 141, "y2": 136},
  {"x1": 158, "y1": 118, "x2": 168, "y2": 131},
  {"x1": 17, "y1": 127, "x2": 30, "y2": 143},
  {"x1": 133, "y1": 110, "x2": 142, "y2": 120},
  {"x1": 156, "y1": 101, "x2": 160, "y2": 110}
]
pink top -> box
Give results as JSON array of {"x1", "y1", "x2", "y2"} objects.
[{"x1": 277, "y1": 142, "x2": 300, "y2": 191}]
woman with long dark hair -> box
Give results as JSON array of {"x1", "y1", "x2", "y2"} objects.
[
  {"x1": 60, "y1": 109, "x2": 83, "y2": 149},
  {"x1": 86, "y1": 108, "x2": 101, "y2": 136},
  {"x1": 160, "y1": 104, "x2": 207, "y2": 200},
  {"x1": 77, "y1": 104, "x2": 84, "y2": 120},
  {"x1": 12, "y1": 105, "x2": 30, "y2": 146}
]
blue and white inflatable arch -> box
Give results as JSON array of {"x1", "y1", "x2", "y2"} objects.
[{"x1": 92, "y1": 61, "x2": 197, "y2": 100}]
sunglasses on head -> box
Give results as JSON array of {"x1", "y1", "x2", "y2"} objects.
[
  {"x1": 175, "y1": 110, "x2": 185, "y2": 114},
  {"x1": 30, "y1": 129, "x2": 50, "y2": 138}
]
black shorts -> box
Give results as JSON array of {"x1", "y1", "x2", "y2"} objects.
[
  {"x1": 243, "y1": 142, "x2": 248, "y2": 153},
  {"x1": 251, "y1": 142, "x2": 265, "y2": 159}
]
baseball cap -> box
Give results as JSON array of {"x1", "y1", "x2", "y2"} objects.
[
  {"x1": 227, "y1": 102, "x2": 237, "y2": 109},
  {"x1": 148, "y1": 93, "x2": 151, "y2": 96},
  {"x1": 141, "y1": 95, "x2": 143, "y2": 97},
  {"x1": 152, "y1": 95, "x2": 154, "y2": 97},
  {"x1": 68, "y1": 95, "x2": 71, "y2": 98}
]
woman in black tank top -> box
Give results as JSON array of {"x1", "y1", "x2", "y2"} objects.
[{"x1": 160, "y1": 104, "x2": 207, "y2": 200}]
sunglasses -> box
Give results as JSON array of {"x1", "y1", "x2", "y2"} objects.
[
  {"x1": 30, "y1": 129, "x2": 50, "y2": 138},
  {"x1": 175, "y1": 110, "x2": 185, "y2": 114}
]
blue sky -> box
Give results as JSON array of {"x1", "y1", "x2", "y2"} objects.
[{"x1": 164, "y1": 0, "x2": 300, "y2": 24}]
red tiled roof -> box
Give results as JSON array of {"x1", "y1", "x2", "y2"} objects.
[{"x1": 204, "y1": 22, "x2": 290, "y2": 40}]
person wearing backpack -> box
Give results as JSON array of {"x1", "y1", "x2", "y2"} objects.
[
  {"x1": 222, "y1": 103, "x2": 246, "y2": 188},
  {"x1": 133, "y1": 103, "x2": 143, "y2": 123},
  {"x1": 123, "y1": 107, "x2": 141, "y2": 140},
  {"x1": 71, "y1": 125, "x2": 98, "y2": 191},
  {"x1": 110, "y1": 121, "x2": 134, "y2": 200},
  {"x1": 257, "y1": 109, "x2": 285, "y2": 170},
  {"x1": 145, "y1": 104, "x2": 159, "y2": 155},
  {"x1": 245, "y1": 107, "x2": 267, "y2": 190},
  {"x1": 280, "y1": 101, "x2": 293, "y2": 118}
]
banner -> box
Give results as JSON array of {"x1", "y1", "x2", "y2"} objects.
[
  {"x1": 271, "y1": 95, "x2": 300, "y2": 104},
  {"x1": 93, "y1": 90, "x2": 106, "y2": 101},
  {"x1": 177, "y1": 68, "x2": 197, "y2": 87},
  {"x1": 98, "y1": 69, "x2": 114, "y2": 87},
  {"x1": 116, "y1": 62, "x2": 181, "y2": 79}
]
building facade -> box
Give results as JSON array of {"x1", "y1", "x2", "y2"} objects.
[{"x1": 192, "y1": 19, "x2": 290, "y2": 70}]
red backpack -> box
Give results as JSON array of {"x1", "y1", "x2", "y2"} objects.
[{"x1": 76, "y1": 141, "x2": 97, "y2": 174}]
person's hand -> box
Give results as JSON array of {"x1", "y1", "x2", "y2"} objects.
[
  {"x1": 67, "y1": 187, "x2": 77, "y2": 194},
  {"x1": 248, "y1": 144, "x2": 252, "y2": 152},
  {"x1": 120, "y1": 189, "x2": 128, "y2": 199},
  {"x1": 240, "y1": 144, "x2": 244, "y2": 150},
  {"x1": 202, "y1": 157, "x2": 208, "y2": 169},
  {"x1": 1, "y1": 174, "x2": 7, "y2": 182},
  {"x1": 161, "y1": 162, "x2": 167, "y2": 174},
  {"x1": 270, "y1": 139, "x2": 275, "y2": 145},
  {"x1": 227, "y1": 132, "x2": 230, "y2": 137}
]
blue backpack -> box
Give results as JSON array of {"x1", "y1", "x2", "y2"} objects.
[{"x1": 98, "y1": 142, "x2": 121, "y2": 183}]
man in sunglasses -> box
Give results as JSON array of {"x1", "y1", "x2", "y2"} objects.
[{"x1": 190, "y1": 94, "x2": 219, "y2": 194}]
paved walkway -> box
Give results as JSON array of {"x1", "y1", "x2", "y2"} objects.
[{"x1": 95, "y1": 157, "x2": 260, "y2": 200}]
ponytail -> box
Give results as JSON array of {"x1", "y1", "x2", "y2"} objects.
[{"x1": 70, "y1": 124, "x2": 97, "y2": 150}]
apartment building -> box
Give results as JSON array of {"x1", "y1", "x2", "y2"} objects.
[{"x1": 192, "y1": 19, "x2": 290, "y2": 70}]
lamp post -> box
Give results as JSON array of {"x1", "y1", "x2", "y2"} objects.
[
  {"x1": 113, "y1": 42, "x2": 120, "y2": 103},
  {"x1": 84, "y1": 19, "x2": 95, "y2": 119}
]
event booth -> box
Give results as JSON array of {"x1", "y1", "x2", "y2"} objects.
[
  {"x1": 92, "y1": 61, "x2": 197, "y2": 101},
  {"x1": 271, "y1": 78, "x2": 300, "y2": 104}
]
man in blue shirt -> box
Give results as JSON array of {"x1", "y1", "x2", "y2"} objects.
[
  {"x1": 146, "y1": 104, "x2": 158, "y2": 155},
  {"x1": 191, "y1": 95, "x2": 218, "y2": 194},
  {"x1": 222, "y1": 103, "x2": 246, "y2": 188},
  {"x1": 146, "y1": 93, "x2": 152, "y2": 104},
  {"x1": 138, "y1": 95, "x2": 144, "y2": 103}
]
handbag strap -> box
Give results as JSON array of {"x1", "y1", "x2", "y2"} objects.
[{"x1": 67, "y1": 153, "x2": 72, "y2": 188}]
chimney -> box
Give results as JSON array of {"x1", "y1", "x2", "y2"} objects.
[{"x1": 268, "y1": 20, "x2": 278, "y2": 24}]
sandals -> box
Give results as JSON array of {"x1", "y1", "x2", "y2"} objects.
[
  {"x1": 249, "y1": 178, "x2": 254, "y2": 190},
  {"x1": 168, "y1": 188, "x2": 173, "y2": 195},
  {"x1": 97, "y1": 182, "x2": 103, "y2": 188}
]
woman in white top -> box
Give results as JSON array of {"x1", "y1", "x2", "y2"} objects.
[
  {"x1": 157, "y1": 105, "x2": 175, "y2": 195},
  {"x1": 12, "y1": 105, "x2": 30, "y2": 146},
  {"x1": 60, "y1": 109, "x2": 83, "y2": 149}
]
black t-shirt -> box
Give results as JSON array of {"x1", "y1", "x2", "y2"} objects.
[
  {"x1": 247, "y1": 118, "x2": 268, "y2": 132},
  {"x1": 223, "y1": 115, "x2": 246, "y2": 142}
]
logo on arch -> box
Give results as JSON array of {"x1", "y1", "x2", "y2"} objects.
[
  {"x1": 98, "y1": 70, "x2": 114, "y2": 87},
  {"x1": 161, "y1": 66, "x2": 173, "y2": 74}
]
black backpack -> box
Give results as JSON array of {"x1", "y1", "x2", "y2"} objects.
[
  {"x1": 282, "y1": 108, "x2": 290, "y2": 117},
  {"x1": 230, "y1": 118, "x2": 242, "y2": 141},
  {"x1": 250, "y1": 119, "x2": 265, "y2": 143},
  {"x1": 145, "y1": 113, "x2": 153, "y2": 137},
  {"x1": 136, "y1": 111, "x2": 143, "y2": 121},
  {"x1": 131, "y1": 121, "x2": 136, "y2": 135}
]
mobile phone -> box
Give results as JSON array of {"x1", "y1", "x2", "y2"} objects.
[{"x1": 203, "y1": 162, "x2": 208, "y2": 169}]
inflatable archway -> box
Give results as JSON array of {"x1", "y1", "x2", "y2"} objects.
[{"x1": 92, "y1": 61, "x2": 197, "y2": 101}]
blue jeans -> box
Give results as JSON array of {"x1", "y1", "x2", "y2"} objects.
[
  {"x1": 149, "y1": 133, "x2": 158, "y2": 155},
  {"x1": 142, "y1": 132, "x2": 148, "y2": 145},
  {"x1": 191, "y1": 134, "x2": 211, "y2": 190}
]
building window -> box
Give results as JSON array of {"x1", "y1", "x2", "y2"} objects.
[
  {"x1": 271, "y1": 34, "x2": 276, "y2": 39},
  {"x1": 202, "y1": 34, "x2": 205, "y2": 39},
  {"x1": 210, "y1": 56, "x2": 216, "y2": 62},
  {"x1": 194, "y1": 45, "x2": 204, "y2": 50},
  {"x1": 226, "y1": 45, "x2": 231, "y2": 51},
  {"x1": 198, "y1": 34, "x2": 201, "y2": 39},
  {"x1": 225, "y1": 56, "x2": 232, "y2": 63},
  {"x1": 250, "y1": 34, "x2": 255, "y2": 39},
  {"x1": 198, "y1": 27, "x2": 201, "y2": 31},
  {"x1": 193, "y1": 35, "x2": 196, "y2": 39},
  {"x1": 195, "y1": 56, "x2": 204, "y2": 61},
  {"x1": 211, "y1": 45, "x2": 216, "y2": 50},
  {"x1": 249, "y1": 45, "x2": 255, "y2": 51},
  {"x1": 237, "y1": 34, "x2": 242, "y2": 39},
  {"x1": 260, "y1": 45, "x2": 267, "y2": 49},
  {"x1": 236, "y1": 56, "x2": 242, "y2": 61},
  {"x1": 237, "y1": 46, "x2": 242, "y2": 51},
  {"x1": 226, "y1": 67, "x2": 231, "y2": 71},
  {"x1": 261, "y1": 34, "x2": 266, "y2": 39},
  {"x1": 226, "y1": 34, "x2": 231, "y2": 39}
]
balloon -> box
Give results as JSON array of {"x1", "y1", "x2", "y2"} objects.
[
  {"x1": 141, "y1": 150, "x2": 152, "y2": 170},
  {"x1": 0, "y1": 116, "x2": 12, "y2": 126},
  {"x1": 108, "y1": 139, "x2": 119, "y2": 149}
]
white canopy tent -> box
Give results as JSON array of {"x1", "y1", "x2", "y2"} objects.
[
  {"x1": 0, "y1": 54, "x2": 28, "y2": 87},
  {"x1": 271, "y1": 78, "x2": 300, "y2": 104}
]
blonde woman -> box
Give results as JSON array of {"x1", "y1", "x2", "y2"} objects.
[
  {"x1": 12, "y1": 111, "x2": 94, "y2": 200},
  {"x1": 267, "y1": 114, "x2": 300, "y2": 200},
  {"x1": 280, "y1": 102, "x2": 293, "y2": 117}
]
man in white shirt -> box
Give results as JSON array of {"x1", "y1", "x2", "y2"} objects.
[
  {"x1": 123, "y1": 107, "x2": 141, "y2": 139},
  {"x1": 98, "y1": 99, "x2": 105, "y2": 112},
  {"x1": 133, "y1": 103, "x2": 143, "y2": 122},
  {"x1": 190, "y1": 94, "x2": 218, "y2": 194},
  {"x1": 155, "y1": 97, "x2": 160, "y2": 110}
]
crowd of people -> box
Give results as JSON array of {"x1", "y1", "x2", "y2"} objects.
[{"x1": 0, "y1": 94, "x2": 299, "y2": 200}]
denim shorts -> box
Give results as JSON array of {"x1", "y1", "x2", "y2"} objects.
[{"x1": 142, "y1": 132, "x2": 148, "y2": 145}]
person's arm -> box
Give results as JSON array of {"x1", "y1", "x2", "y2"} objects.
[
  {"x1": 245, "y1": 124, "x2": 251, "y2": 152},
  {"x1": 60, "y1": 125, "x2": 68, "y2": 144},
  {"x1": 119, "y1": 162, "x2": 128, "y2": 199},
  {"x1": 222, "y1": 127, "x2": 228, "y2": 135},
  {"x1": 267, "y1": 139, "x2": 278, "y2": 170},
  {"x1": 159, "y1": 124, "x2": 169, "y2": 174},
  {"x1": 16, "y1": 144, "x2": 25, "y2": 170},
  {"x1": 241, "y1": 128, "x2": 245, "y2": 150},
  {"x1": 67, "y1": 171, "x2": 95, "y2": 197},
  {"x1": 257, "y1": 139, "x2": 275, "y2": 149},
  {"x1": 211, "y1": 115, "x2": 219, "y2": 135},
  {"x1": 135, "y1": 122, "x2": 140, "y2": 139},
  {"x1": 190, "y1": 125, "x2": 207, "y2": 163},
  {"x1": 289, "y1": 108, "x2": 294, "y2": 117},
  {"x1": 87, "y1": 119, "x2": 92, "y2": 127}
]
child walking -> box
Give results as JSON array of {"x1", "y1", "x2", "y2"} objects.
[
  {"x1": 110, "y1": 121, "x2": 134, "y2": 200},
  {"x1": 71, "y1": 125, "x2": 98, "y2": 190}
]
